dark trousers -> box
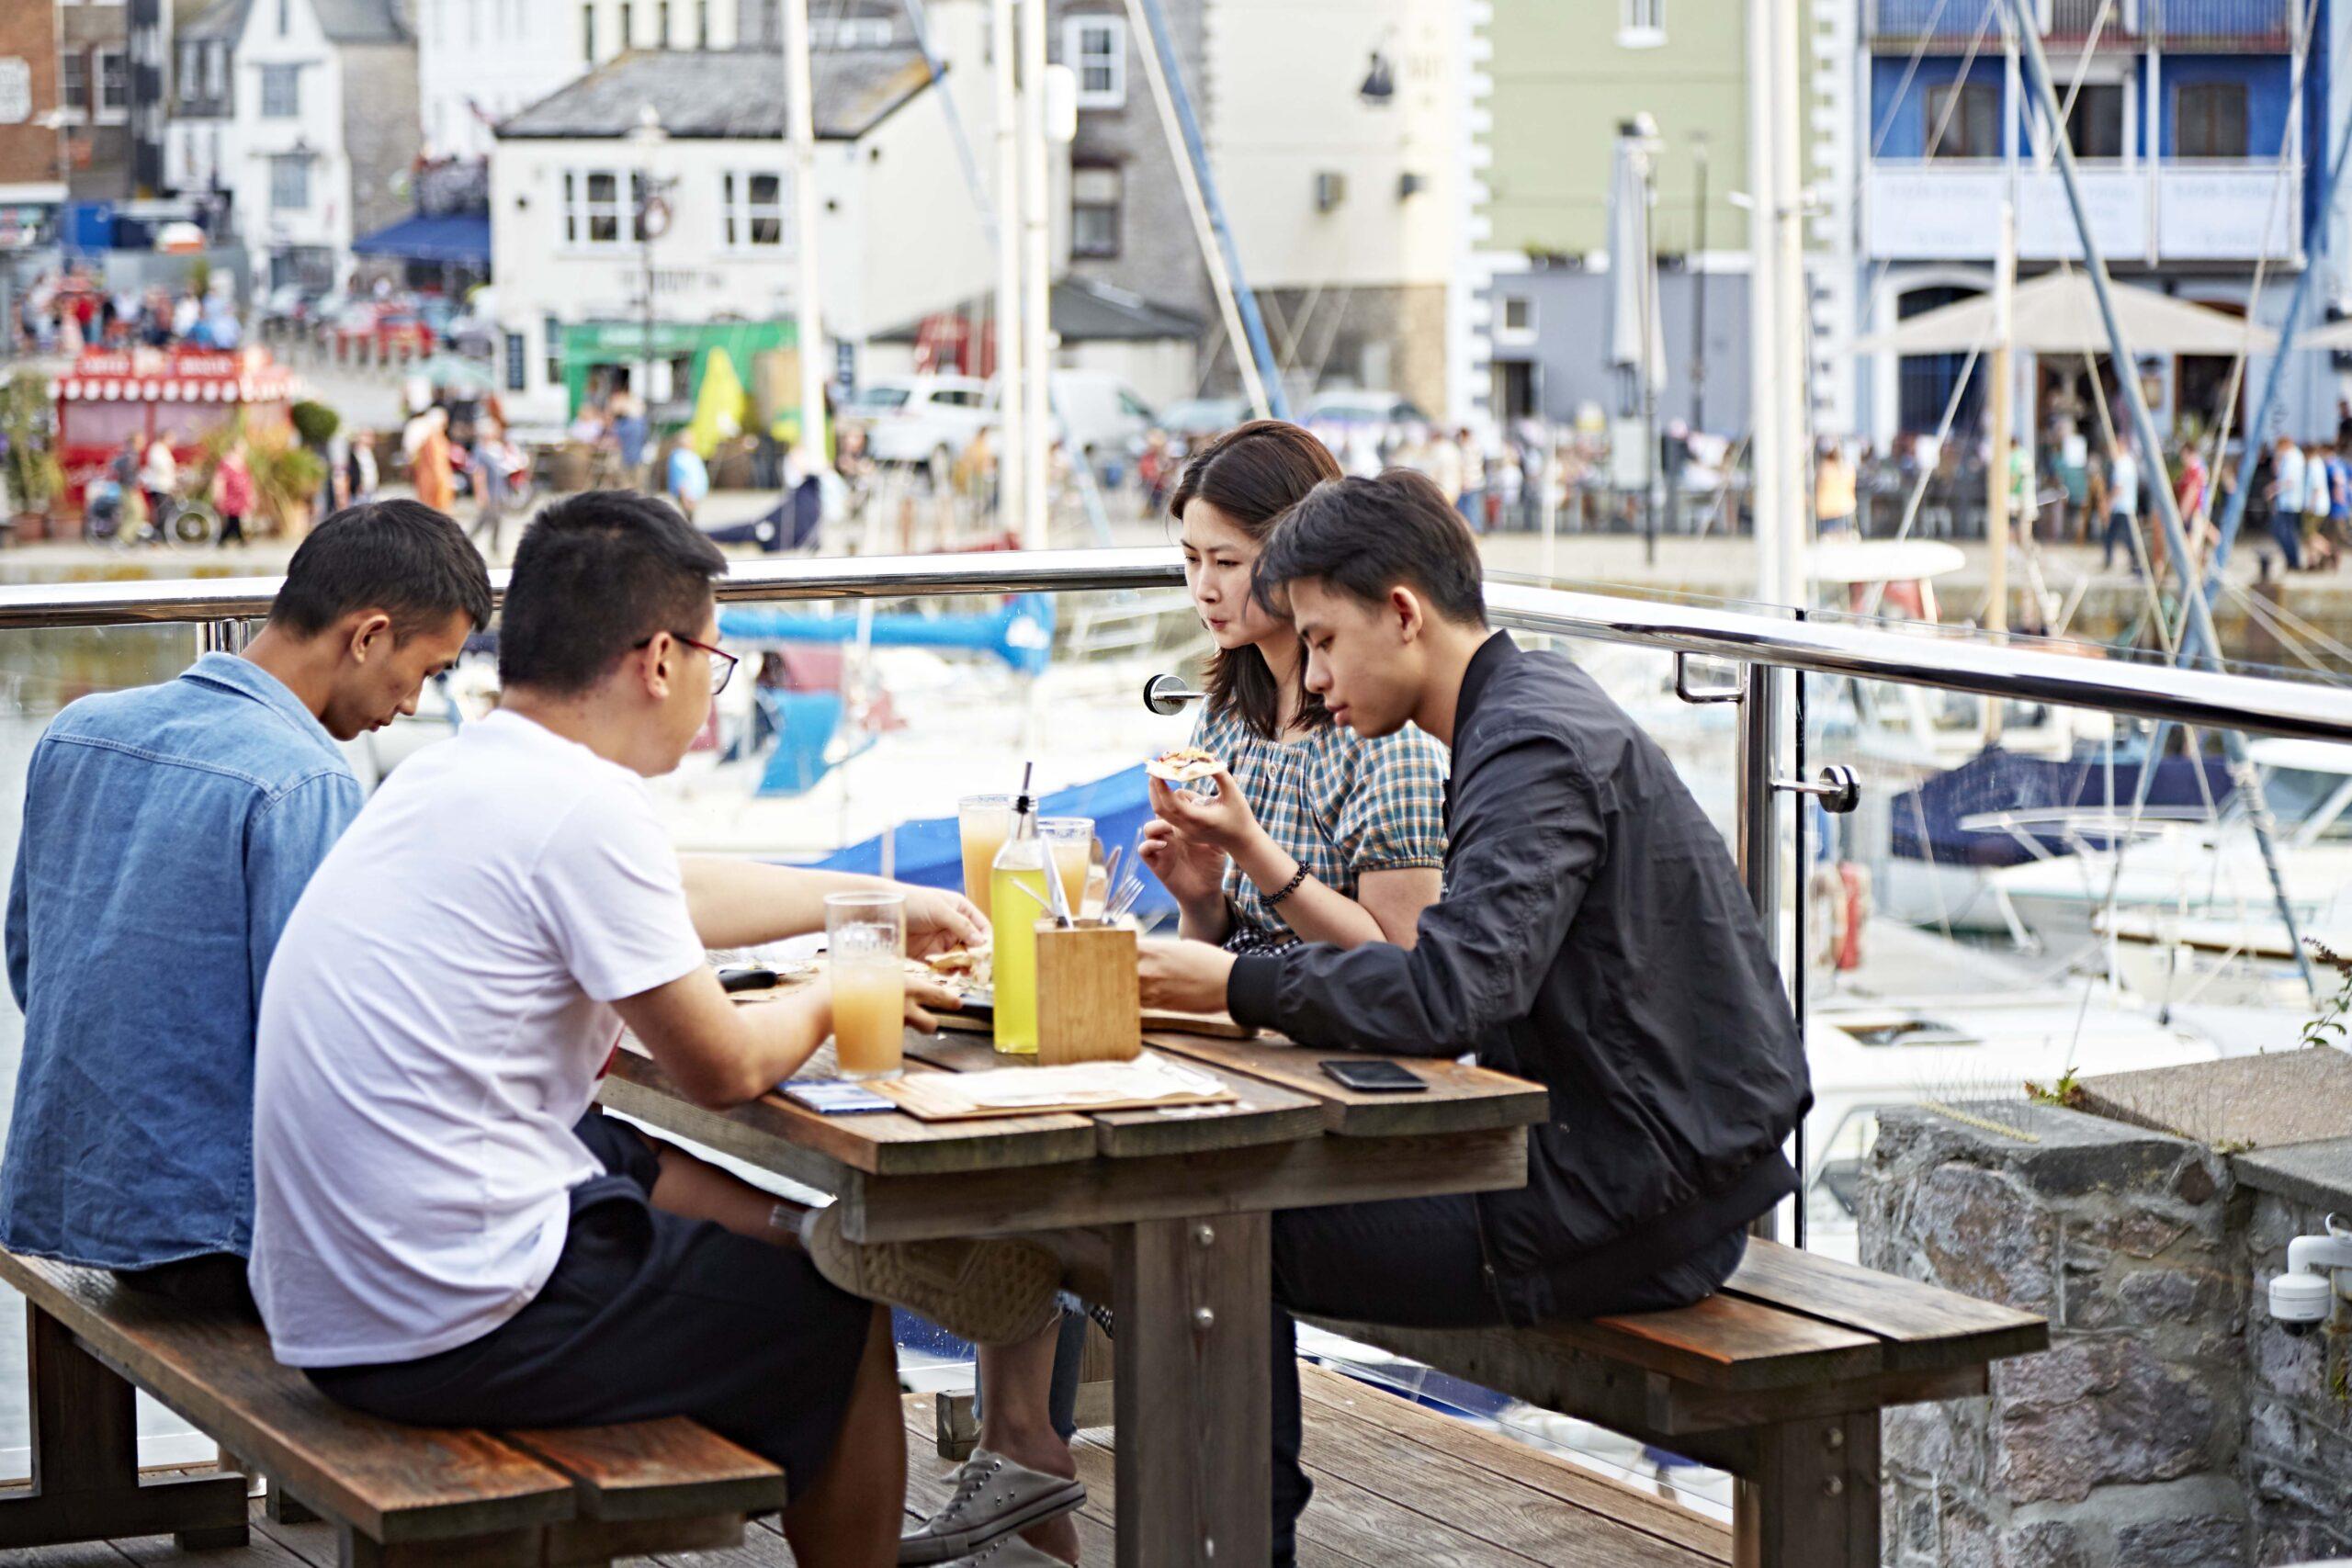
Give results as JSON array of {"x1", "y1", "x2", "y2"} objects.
[
  {"x1": 115, "y1": 1252, "x2": 254, "y2": 1315},
  {"x1": 2101, "y1": 509, "x2": 2140, "y2": 573},
  {"x1": 2268, "y1": 512, "x2": 2305, "y2": 570}
]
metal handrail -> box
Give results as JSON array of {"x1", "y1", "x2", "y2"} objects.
[{"x1": 3, "y1": 547, "x2": 2350, "y2": 744}]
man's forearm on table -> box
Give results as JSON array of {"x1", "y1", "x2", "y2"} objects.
[{"x1": 679, "y1": 857, "x2": 888, "y2": 948}]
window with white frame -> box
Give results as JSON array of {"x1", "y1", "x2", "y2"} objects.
[
  {"x1": 722, "y1": 171, "x2": 786, "y2": 247},
  {"x1": 271, "y1": 153, "x2": 309, "y2": 210},
  {"x1": 176, "y1": 40, "x2": 198, "y2": 106},
  {"x1": 96, "y1": 49, "x2": 129, "y2": 119},
  {"x1": 260, "y1": 63, "x2": 299, "y2": 118},
  {"x1": 815, "y1": 16, "x2": 892, "y2": 47},
  {"x1": 206, "y1": 40, "x2": 226, "y2": 98},
  {"x1": 277, "y1": 0, "x2": 290, "y2": 35},
  {"x1": 1500, "y1": 295, "x2": 1534, "y2": 336},
  {"x1": 61, "y1": 51, "x2": 88, "y2": 117},
  {"x1": 582, "y1": 2, "x2": 595, "y2": 59},
  {"x1": 1064, "y1": 16, "x2": 1125, "y2": 109},
  {"x1": 562, "y1": 168, "x2": 642, "y2": 246},
  {"x1": 1071, "y1": 164, "x2": 1121, "y2": 257}
]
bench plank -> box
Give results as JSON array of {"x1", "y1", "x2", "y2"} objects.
[
  {"x1": 501, "y1": 1418, "x2": 788, "y2": 1521},
  {"x1": 1566, "y1": 1293, "x2": 1886, "y2": 1392},
  {"x1": 1719, "y1": 1240, "x2": 2049, "y2": 1371},
  {"x1": 0, "y1": 1253, "x2": 575, "y2": 1545}
]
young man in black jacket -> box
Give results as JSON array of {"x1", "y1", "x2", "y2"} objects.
[{"x1": 1137, "y1": 468, "x2": 1812, "y2": 1564}]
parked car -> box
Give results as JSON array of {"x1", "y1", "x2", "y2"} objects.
[
  {"x1": 1301, "y1": 388, "x2": 1430, "y2": 432},
  {"x1": 1159, "y1": 396, "x2": 1250, "y2": 442},
  {"x1": 979, "y1": 370, "x2": 1157, "y2": 466},
  {"x1": 839, "y1": 375, "x2": 995, "y2": 468},
  {"x1": 328, "y1": 303, "x2": 435, "y2": 357}
]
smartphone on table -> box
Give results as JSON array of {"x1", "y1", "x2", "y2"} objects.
[{"x1": 1318, "y1": 1058, "x2": 1427, "y2": 1093}]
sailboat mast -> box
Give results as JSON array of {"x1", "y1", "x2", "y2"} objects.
[{"x1": 781, "y1": 0, "x2": 830, "y2": 471}]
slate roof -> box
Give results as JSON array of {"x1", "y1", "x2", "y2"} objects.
[{"x1": 497, "y1": 47, "x2": 935, "y2": 142}]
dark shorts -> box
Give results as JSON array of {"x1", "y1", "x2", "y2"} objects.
[{"x1": 306, "y1": 1110, "x2": 875, "y2": 1495}]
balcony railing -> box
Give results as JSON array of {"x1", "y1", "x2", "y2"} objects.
[
  {"x1": 1862, "y1": 158, "x2": 2301, "y2": 265},
  {"x1": 1870, "y1": 0, "x2": 2294, "y2": 47}
]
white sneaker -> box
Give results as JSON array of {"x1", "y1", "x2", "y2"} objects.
[{"x1": 899, "y1": 1448, "x2": 1085, "y2": 1565}]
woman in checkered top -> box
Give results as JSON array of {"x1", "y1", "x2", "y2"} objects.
[{"x1": 1143, "y1": 420, "x2": 1448, "y2": 955}]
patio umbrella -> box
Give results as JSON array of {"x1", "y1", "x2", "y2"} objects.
[
  {"x1": 1607, "y1": 120, "x2": 1667, "y2": 414},
  {"x1": 1853, "y1": 272, "x2": 2275, "y2": 356},
  {"x1": 413, "y1": 354, "x2": 498, "y2": 393},
  {"x1": 2280, "y1": 313, "x2": 2352, "y2": 354}
]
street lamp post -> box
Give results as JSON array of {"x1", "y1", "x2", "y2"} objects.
[{"x1": 628, "y1": 106, "x2": 674, "y2": 428}]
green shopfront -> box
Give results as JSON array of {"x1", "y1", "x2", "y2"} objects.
[{"x1": 556, "y1": 319, "x2": 797, "y2": 429}]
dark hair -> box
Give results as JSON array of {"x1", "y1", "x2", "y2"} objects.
[
  {"x1": 1168, "y1": 419, "x2": 1343, "y2": 739},
  {"x1": 267, "y1": 500, "x2": 493, "y2": 639},
  {"x1": 1253, "y1": 468, "x2": 1487, "y2": 627},
  {"x1": 499, "y1": 490, "x2": 727, "y2": 694}
]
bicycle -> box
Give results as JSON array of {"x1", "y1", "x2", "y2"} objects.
[{"x1": 86, "y1": 487, "x2": 219, "y2": 549}]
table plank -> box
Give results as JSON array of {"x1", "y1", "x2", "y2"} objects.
[
  {"x1": 834, "y1": 1126, "x2": 1529, "y2": 1244},
  {"x1": 905, "y1": 1033, "x2": 1336, "y2": 1157},
  {"x1": 1720, "y1": 1241, "x2": 2050, "y2": 1373},
  {"x1": 1146, "y1": 1033, "x2": 1549, "y2": 1139},
  {"x1": 602, "y1": 1043, "x2": 1099, "y2": 1179}
]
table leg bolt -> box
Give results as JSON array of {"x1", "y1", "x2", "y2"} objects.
[
  {"x1": 1194, "y1": 1224, "x2": 1216, "y2": 1248},
  {"x1": 1823, "y1": 1476, "x2": 1845, "y2": 1498},
  {"x1": 1193, "y1": 1306, "x2": 1216, "y2": 1332}
]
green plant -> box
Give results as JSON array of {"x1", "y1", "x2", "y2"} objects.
[
  {"x1": 2025, "y1": 1068, "x2": 2085, "y2": 1109},
  {"x1": 2300, "y1": 940, "x2": 2352, "y2": 1050},
  {"x1": 289, "y1": 400, "x2": 340, "y2": 449},
  {"x1": 0, "y1": 370, "x2": 63, "y2": 513},
  {"x1": 187, "y1": 254, "x2": 212, "y2": 302}
]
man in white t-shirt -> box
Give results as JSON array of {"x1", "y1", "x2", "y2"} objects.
[{"x1": 252, "y1": 491, "x2": 1061, "y2": 1568}]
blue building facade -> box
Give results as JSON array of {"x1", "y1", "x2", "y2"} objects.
[{"x1": 1850, "y1": 0, "x2": 2347, "y2": 452}]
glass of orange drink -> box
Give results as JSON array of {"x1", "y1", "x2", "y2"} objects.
[
  {"x1": 825, "y1": 891, "x2": 906, "y2": 1081},
  {"x1": 957, "y1": 795, "x2": 1013, "y2": 923},
  {"x1": 1038, "y1": 817, "x2": 1096, "y2": 918}
]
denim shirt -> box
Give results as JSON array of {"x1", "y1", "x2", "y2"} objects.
[{"x1": 2, "y1": 654, "x2": 362, "y2": 1269}]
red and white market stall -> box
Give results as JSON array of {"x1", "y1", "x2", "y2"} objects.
[{"x1": 53, "y1": 347, "x2": 298, "y2": 515}]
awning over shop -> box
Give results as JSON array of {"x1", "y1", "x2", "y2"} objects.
[{"x1": 351, "y1": 212, "x2": 491, "y2": 265}]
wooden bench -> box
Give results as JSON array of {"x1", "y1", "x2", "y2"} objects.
[
  {"x1": 1307, "y1": 1237, "x2": 2048, "y2": 1568},
  {"x1": 0, "y1": 1250, "x2": 791, "y2": 1568}
]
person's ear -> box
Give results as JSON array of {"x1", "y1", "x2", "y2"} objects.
[
  {"x1": 345, "y1": 611, "x2": 393, "y2": 665},
  {"x1": 641, "y1": 632, "x2": 675, "y2": 701},
  {"x1": 1390, "y1": 585, "x2": 1426, "y2": 646}
]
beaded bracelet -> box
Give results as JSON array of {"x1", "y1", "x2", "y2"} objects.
[{"x1": 1261, "y1": 863, "x2": 1308, "y2": 908}]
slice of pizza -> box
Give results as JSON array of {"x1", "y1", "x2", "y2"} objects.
[{"x1": 1146, "y1": 744, "x2": 1222, "y2": 784}]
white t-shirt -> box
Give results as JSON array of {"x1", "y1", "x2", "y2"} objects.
[{"x1": 250, "y1": 710, "x2": 706, "y2": 1367}]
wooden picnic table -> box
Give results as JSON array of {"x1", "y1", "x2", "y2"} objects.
[{"x1": 597, "y1": 1012, "x2": 1549, "y2": 1568}]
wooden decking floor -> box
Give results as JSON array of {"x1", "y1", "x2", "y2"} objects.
[{"x1": 0, "y1": 1365, "x2": 1729, "y2": 1568}]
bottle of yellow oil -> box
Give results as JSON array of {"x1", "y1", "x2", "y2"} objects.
[{"x1": 989, "y1": 777, "x2": 1049, "y2": 1056}]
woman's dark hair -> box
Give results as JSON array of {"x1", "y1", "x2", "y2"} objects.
[
  {"x1": 267, "y1": 499, "x2": 493, "y2": 639},
  {"x1": 1168, "y1": 419, "x2": 1343, "y2": 739},
  {"x1": 1254, "y1": 468, "x2": 1487, "y2": 627},
  {"x1": 499, "y1": 489, "x2": 727, "y2": 694}
]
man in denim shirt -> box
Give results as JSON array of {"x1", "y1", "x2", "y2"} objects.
[{"x1": 2, "y1": 501, "x2": 491, "y2": 1309}]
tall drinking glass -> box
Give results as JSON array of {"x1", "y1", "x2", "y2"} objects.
[
  {"x1": 1039, "y1": 817, "x2": 1096, "y2": 918},
  {"x1": 825, "y1": 892, "x2": 906, "y2": 1081},
  {"x1": 958, "y1": 794, "x2": 1013, "y2": 924}
]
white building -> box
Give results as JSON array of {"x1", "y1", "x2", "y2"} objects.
[
  {"x1": 1204, "y1": 0, "x2": 1470, "y2": 421},
  {"x1": 167, "y1": 0, "x2": 417, "y2": 292},
  {"x1": 489, "y1": 29, "x2": 1016, "y2": 428}
]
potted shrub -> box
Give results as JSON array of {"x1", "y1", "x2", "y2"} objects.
[{"x1": 1, "y1": 372, "x2": 64, "y2": 542}]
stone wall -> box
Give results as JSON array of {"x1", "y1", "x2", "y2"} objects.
[
  {"x1": 1862, "y1": 1103, "x2": 2255, "y2": 1568},
  {"x1": 2237, "y1": 1168, "x2": 2352, "y2": 1565}
]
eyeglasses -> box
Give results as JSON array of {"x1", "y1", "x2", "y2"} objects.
[{"x1": 634, "y1": 631, "x2": 740, "y2": 695}]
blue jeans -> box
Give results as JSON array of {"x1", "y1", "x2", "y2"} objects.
[
  {"x1": 2102, "y1": 510, "x2": 2141, "y2": 573},
  {"x1": 2269, "y1": 513, "x2": 2305, "y2": 570}
]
